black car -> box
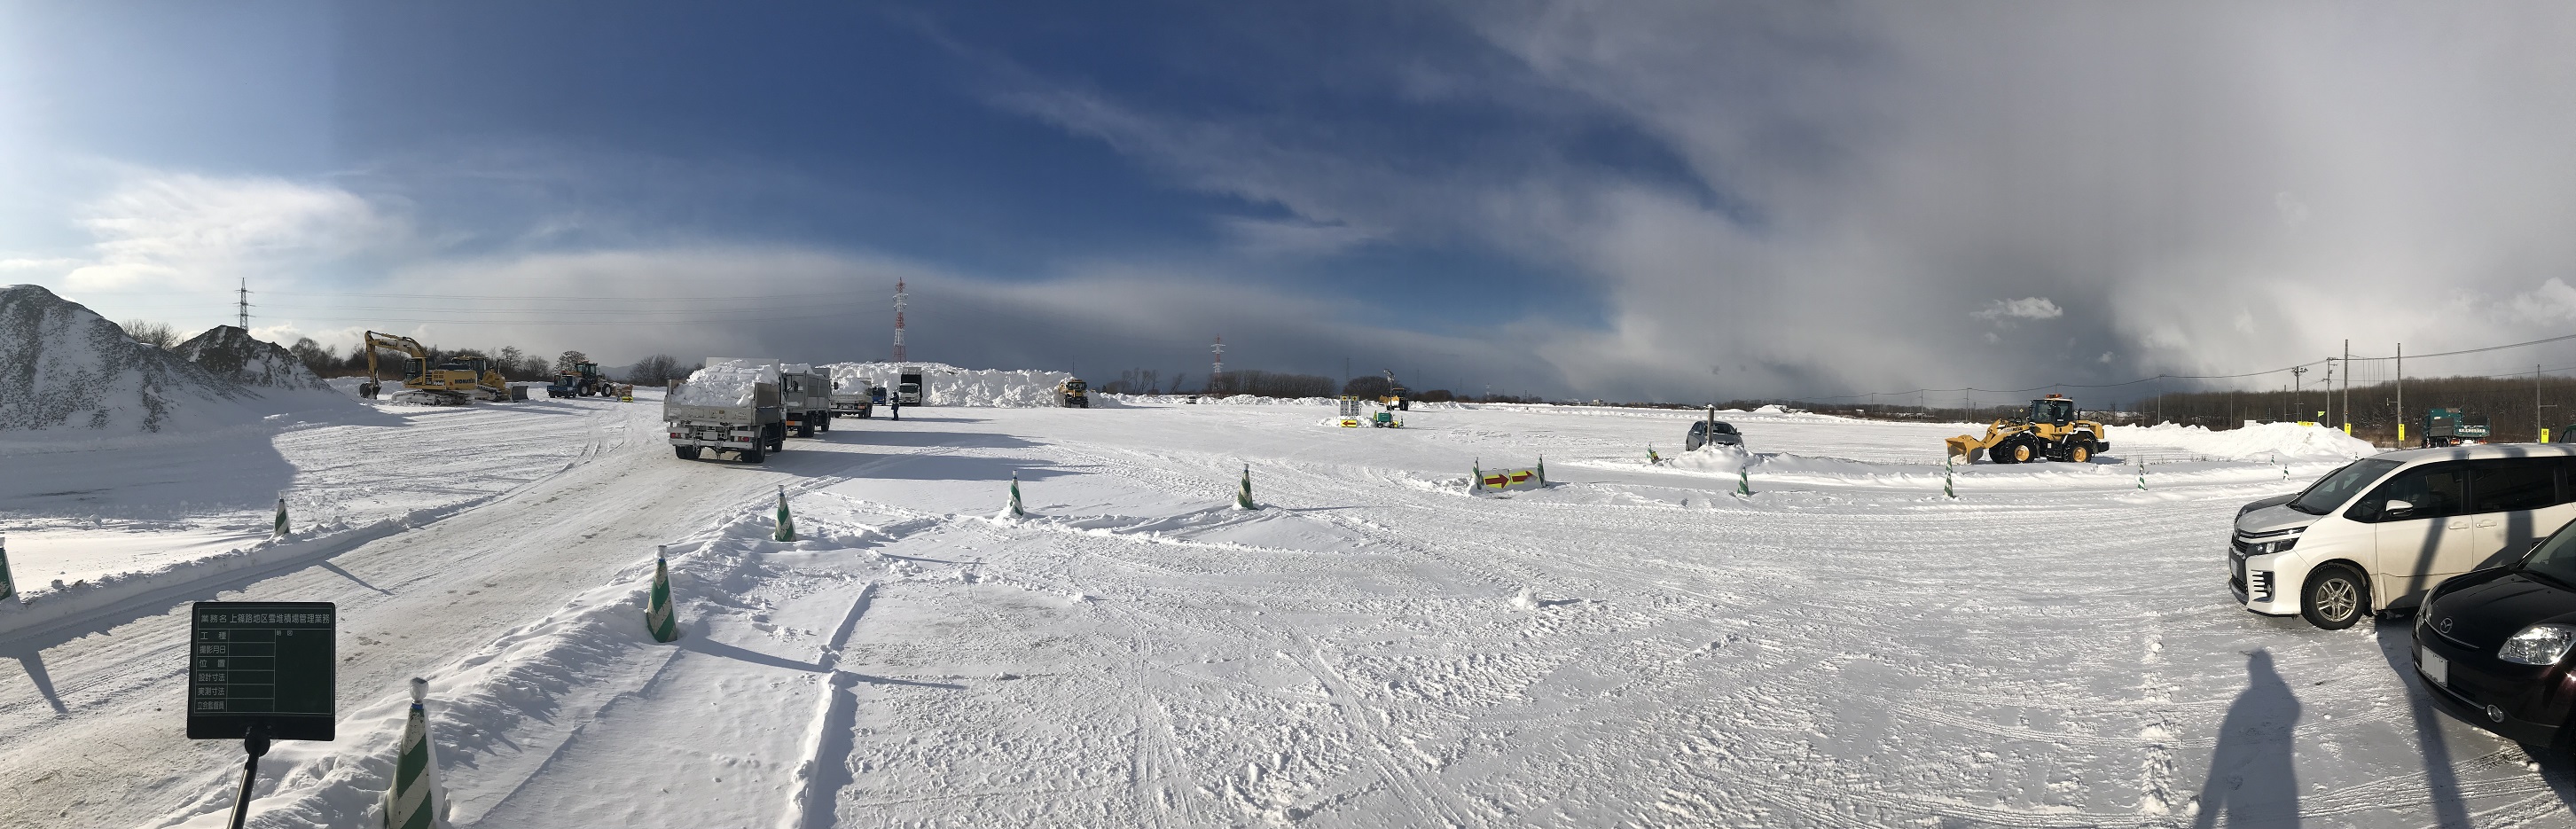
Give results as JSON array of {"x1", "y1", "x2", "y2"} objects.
[{"x1": 2412, "y1": 525, "x2": 2576, "y2": 748}]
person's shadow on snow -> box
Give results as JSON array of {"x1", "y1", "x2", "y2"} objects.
[{"x1": 2193, "y1": 649, "x2": 2302, "y2": 828}]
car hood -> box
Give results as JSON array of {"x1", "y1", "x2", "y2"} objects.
[
  {"x1": 2425, "y1": 568, "x2": 2576, "y2": 649},
  {"x1": 2234, "y1": 498, "x2": 2313, "y2": 536}
]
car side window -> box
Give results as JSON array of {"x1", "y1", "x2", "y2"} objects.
[
  {"x1": 2470, "y1": 460, "x2": 2559, "y2": 513},
  {"x1": 2350, "y1": 463, "x2": 2468, "y2": 522}
]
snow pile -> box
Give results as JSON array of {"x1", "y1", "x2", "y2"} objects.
[
  {"x1": 2123, "y1": 421, "x2": 2375, "y2": 461},
  {"x1": 823, "y1": 361, "x2": 1115, "y2": 408},
  {"x1": 1109, "y1": 394, "x2": 1333, "y2": 406},
  {"x1": 0, "y1": 284, "x2": 264, "y2": 433},
  {"x1": 173, "y1": 325, "x2": 333, "y2": 390},
  {"x1": 669, "y1": 360, "x2": 778, "y2": 406}
]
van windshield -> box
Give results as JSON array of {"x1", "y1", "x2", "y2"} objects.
[{"x1": 2289, "y1": 458, "x2": 2401, "y2": 514}]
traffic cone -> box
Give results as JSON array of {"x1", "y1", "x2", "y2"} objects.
[
  {"x1": 1648, "y1": 445, "x2": 1661, "y2": 465},
  {"x1": 1008, "y1": 473, "x2": 1026, "y2": 519},
  {"x1": 0, "y1": 534, "x2": 14, "y2": 603},
  {"x1": 646, "y1": 548, "x2": 678, "y2": 643},
  {"x1": 273, "y1": 497, "x2": 289, "y2": 539},
  {"x1": 1471, "y1": 458, "x2": 1484, "y2": 494},
  {"x1": 1944, "y1": 456, "x2": 1956, "y2": 500},
  {"x1": 1236, "y1": 465, "x2": 1257, "y2": 510},
  {"x1": 2137, "y1": 458, "x2": 2149, "y2": 490},
  {"x1": 1737, "y1": 465, "x2": 1753, "y2": 497},
  {"x1": 381, "y1": 677, "x2": 443, "y2": 829},
  {"x1": 1537, "y1": 455, "x2": 1547, "y2": 486},
  {"x1": 773, "y1": 486, "x2": 795, "y2": 543}
]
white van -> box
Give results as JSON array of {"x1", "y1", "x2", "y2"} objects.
[{"x1": 2232, "y1": 444, "x2": 2576, "y2": 629}]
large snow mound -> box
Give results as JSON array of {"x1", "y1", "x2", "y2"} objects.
[
  {"x1": 0, "y1": 285, "x2": 265, "y2": 433},
  {"x1": 173, "y1": 325, "x2": 333, "y2": 391},
  {"x1": 2122, "y1": 421, "x2": 2376, "y2": 461},
  {"x1": 670, "y1": 360, "x2": 779, "y2": 406},
  {"x1": 823, "y1": 362, "x2": 1113, "y2": 408}
]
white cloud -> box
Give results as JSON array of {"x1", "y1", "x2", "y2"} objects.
[
  {"x1": 62, "y1": 168, "x2": 409, "y2": 293},
  {"x1": 1972, "y1": 297, "x2": 2064, "y2": 324}
]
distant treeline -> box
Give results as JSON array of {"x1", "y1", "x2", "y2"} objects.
[{"x1": 117, "y1": 320, "x2": 695, "y2": 387}]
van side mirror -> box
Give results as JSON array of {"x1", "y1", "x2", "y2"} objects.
[{"x1": 2383, "y1": 499, "x2": 2415, "y2": 519}]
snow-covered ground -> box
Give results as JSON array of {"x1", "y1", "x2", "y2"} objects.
[{"x1": 1, "y1": 399, "x2": 2564, "y2": 827}]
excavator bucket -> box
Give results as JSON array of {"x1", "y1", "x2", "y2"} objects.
[{"x1": 1945, "y1": 434, "x2": 1985, "y2": 464}]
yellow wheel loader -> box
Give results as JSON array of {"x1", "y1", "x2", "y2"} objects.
[
  {"x1": 358, "y1": 331, "x2": 513, "y2": 405},
  {"x1": 1945, "y1": 394, "x2": 2109, "y2": 464}
]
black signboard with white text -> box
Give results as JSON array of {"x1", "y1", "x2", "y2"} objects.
[{"x1": 185, "y1": 601, "x2": 335, "y2": 741}]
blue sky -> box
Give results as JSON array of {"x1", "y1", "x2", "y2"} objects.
[{"x1": 11, "y1": 3, "x2": 2576, "y2": 400}]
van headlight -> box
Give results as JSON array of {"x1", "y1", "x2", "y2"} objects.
[
  {"x1": 2498, "y1": 624, "x2": 2576, "y2": 665},
  {"x1": 2249, "y1": 537, "x2": 2298, "y2": 555}
]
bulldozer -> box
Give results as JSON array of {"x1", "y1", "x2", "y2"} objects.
[
  {"x1": 1945, "y1": 394, "x2": 2109, "y2": 464},
  {"x1": 358, "y1": 331, "x2": 513, "y2": 405}
]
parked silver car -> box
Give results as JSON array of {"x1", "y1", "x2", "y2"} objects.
[{"x1": 1686, "y1": 420, "x2": 1744, "y2": 451}]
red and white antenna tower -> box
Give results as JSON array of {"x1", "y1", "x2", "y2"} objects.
[{"x1": 891, "y1": 279, "x2": 908, "y2": 363}]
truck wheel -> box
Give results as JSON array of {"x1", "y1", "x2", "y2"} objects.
[
  {"x1": 2301, "y1": 565, "x2": 2369, "y2": 630},
  {"x1": 742, "y1": 449, "x2": 765, "y2": 464},
  {"x1": 675, "y1": 446, "x2": 701, "y2": 460},
  {"x1": 2067, "y1": 443, "x2": 2092, "y2": 463},
  {"x1": 796, "y1": 421, "x2": 814, "y2": 438}
]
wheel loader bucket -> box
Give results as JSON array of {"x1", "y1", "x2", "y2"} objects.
[{"x1": 1945, "y1": 435, "x2": 1985, "y2": 464}]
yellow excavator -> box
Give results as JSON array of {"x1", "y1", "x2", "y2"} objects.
[
  {"x1": 1945, "y1": 394, "x2": 2109, "y2": 464},
  {"x1": 358, "y1": 331, "x2": 513, "y2": 405}
]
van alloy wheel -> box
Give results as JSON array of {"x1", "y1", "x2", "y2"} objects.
[{"x1": 2302, "y1": 565, "x2": 2368, "y2": 630}]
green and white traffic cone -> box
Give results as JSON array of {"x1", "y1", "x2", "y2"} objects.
[
  {"x1": 773, "y1": 486, "x2": 795, "y2": 543},
  {"x1": 273, "y1": 497, "x2": 289, "y2": 539},
  {"x1": 1236, "y1": 465, "x2": 1257, "y2": 510},
  {"x1": 1009, "y1": 473, "x2": 1026, "y2": 519},
  {"x1": 1944, "y1": 456, "x2": 1956, "y2": 500},
  {"x1": 0, "y1": 534, "x2": 14, "y2": 603},
  {"x1": 2137, "y1": 458, "x2": 2149, "y2": 490},
  {"x1": 646, "y1": 547, "x2": 678, "y2": 644},
  {"x1": 1537, "y1": 455, "x2": 1547, "y2": 486},
  {"x1": 1471, "y1": 458, "x2": 1483, "y2": 494},
  {"x1": 382, "y1": 677, "x2": 442, "y2": 829},
  {"x1": 1737, "y1": 465, "x2": 1753, "y2": 497}
]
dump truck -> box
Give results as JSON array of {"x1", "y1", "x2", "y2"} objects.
[
  {"x1": 1945, "y1": 394, "x2": 2109, "y2": 464},
  {"x1": 666, "y1": 364, "x2": 787, "y2": 463},
  {"x1": 779, "y1": 364, "x2": 833, "y2": 437},
  {"x1": 1059, "y1": 377, "x2": 1090, "y2": 408},
  {"x1": 828, "y1": 372, "x2": 874, "y2": 419},
  {"x1": 2422, "y1": 408, "x2": 2492, "y2": 448},
  {"x1": 897, "y1": 371, "x2": 924, "y2": 405}
]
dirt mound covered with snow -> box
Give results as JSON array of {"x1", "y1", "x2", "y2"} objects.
[
  {"x1": 0, "y1": 285, "x2": 269, "y2": 433},
  {"x1": 2121, "y1": 421, "x2": 2376, "y2": 461},
  {"x1": 824, "y1": 362, "x2": 1113, "y2": 407},
  {"x1": 174, "y1": 325, "x2": 332, "y2": 391}
]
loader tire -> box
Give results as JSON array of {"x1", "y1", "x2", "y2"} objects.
[
  {"x1": 1993, "y1": 440, "x2": 2032, "y2": 464},
  {"x1": 2067, "y1": 442, "x2": 2092, "y2": 464}
]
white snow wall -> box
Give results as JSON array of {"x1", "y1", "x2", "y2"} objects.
[{"x1": 822, "y1": 362, "x2": 1108, "y2": 408}]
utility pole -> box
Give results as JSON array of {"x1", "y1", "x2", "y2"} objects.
[
  {"x1": 235, "y1": 278, "x2": 251, "y2": 330},
  {"x1": 2541, "y1": 364, "x2": 2553, "y2": 443},
  {"x1": 2290, "y1": 366, "x2": 2307, "y2": 422},
  {"x1": 891, "y1": 279, "x2": 908, "y2": 364},
  {"x1": 2342, "y1": 340, "x2": 2352, "y2": 432},
  {"x1": 2396, "y1": 343, "x2": 2405, "y2": 446}
]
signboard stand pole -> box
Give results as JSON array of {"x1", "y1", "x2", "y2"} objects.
[{"x1": 228, "y1": 729, "x2": 270, "y2": 829}]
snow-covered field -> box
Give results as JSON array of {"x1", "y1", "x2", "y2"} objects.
[{"x1": 1, "y1": 395, "x2": 2565, "y2": 828}]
